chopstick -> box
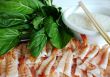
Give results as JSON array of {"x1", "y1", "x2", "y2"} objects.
[{"x1": 79, "y1": 1, "x2": 110, "y2": 45}]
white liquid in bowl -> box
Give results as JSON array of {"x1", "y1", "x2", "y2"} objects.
[{"x1": 68, "y1": 13, "x2": 110, "y2": 32}]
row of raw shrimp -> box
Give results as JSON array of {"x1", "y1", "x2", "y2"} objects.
[
  {"x1": 0, "y1": 34, "x2": 110, "y2": 77},
  {"x1": 0, "y1": 43, "x2": 33, "y2": 77},
  {"x1": 35, "y1": 34, "x2": 110, "y2": 77}
]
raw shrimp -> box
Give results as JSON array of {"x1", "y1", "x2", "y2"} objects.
[
  {"x1": 78, "y1": 34, "x2": 90, "y2": 59},
  {"x1": 75, "y1": 66, "x2": 87, "y2": 77},
  {"x1": 36, "y1": 48, "x2": 57, "y2": 77},
  {"x1": 18, "y1": 56, "x2": 32, "y2": 77},
  {"x1": 86, "y1": 45, "x2": 99, "y2": 59},
  {"x1": 90, "y1": 45, "x2": 109, "y2": 66},
  {"x1": 0, "y1": 55, "x2": 6, "y2": 77},
  {"x1": 44, "y1": 57, "x2": 56, "y2": 76},
  {"x1": 71, "y1": 34, "x2": 89, "y2": 59},
  {"x1": 55, "y1": 50, "x2": 69, "y2": 75},
  {"x1": 64, "y1": 48, "x2": 74, "y2": 77},
  {"x1": 6, "y1": 50, "x2": 18, "y2": 77}
]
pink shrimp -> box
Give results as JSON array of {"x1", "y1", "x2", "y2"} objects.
[
  {"x1": 36, "y1": 56, "x2": 52, "y2": 76},
  {"x1": 48, "y1": 50, "x2": 63, "y2": 77},
  {"x1": 6, "y1": 50, "x2": 18, "y2": 77},
  {"x1": 55, "y1": 49, "x2": 69, "y2": 76},
  {"x1": 65, "y1": 39, "x2": 73, "y2": 50},
  {"x1": 86, "y1": 45, "x2": 99, "y2": 59},
  {"x1": 72, "y1": 34, "x2": 88, "y2": 53},
  {"x1": 0, "y1": 55, "x2": 6, "y2": 77},
  {"x1": 88, "y1": 66, "x2": 101, "y2": 77},
  {"x1": 99, "y1": 44, "x2": 110, "y2": 69},
  {"x1": 90, "y1": 45, "x2": 109, "y2": 66},
  {"x1": 44, "y1": 56, "x2": 56, "y2": 77},
  {"x1": 72, "y1": 38, "x2": 81, "y2": 50},
  {"x1": 30, "y1": 47, "x2": 51, "y2": 77},
  {"x1": 71, "y1": 58, "x2": 77, "y2": 77},
  {"x1": 71, "y1": 34, "x2": 89, "y2": 59},
  {"x1": 13, "y1": 45, "x2": 22, "y2": 59},
  {"x1": 36, "y1": 48, "x2": 57, "y2": 77},
  {"x1": 78, "y1": 34, "x2": 90, "y2": 59},
  {"x1": 75, "y1": 66, "x2": 87, "y2": 77},
  {"x1": 64, "y1": 48, "x2": 74, "y2": 77},
  {"x1": 18, "y1": 56, "x2": 32, "y2": 77}
]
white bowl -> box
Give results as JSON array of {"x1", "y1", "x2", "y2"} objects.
[{"x1": 62, "y1": 6, "x2": 110, "y2": 46}]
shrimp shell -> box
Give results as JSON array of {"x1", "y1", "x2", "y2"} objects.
[
  {"x1": 55, "y1": 50, "x2": 69, "y2": 74},
  {"x1": 18, "y1": 56, "x2": 32, "y2": 77},
  {"x1": 6, "y1": 50, "x2": 18, "y2": 77},
  {"x1": 45, "y1": 57, "x2": 56, "y2": 76},
  {"x1": 64, "y1": 49, "x2": 73, "y2": 77},
  {"x1": 0, "y1": 56, "x2": 6, "y2": 77}
]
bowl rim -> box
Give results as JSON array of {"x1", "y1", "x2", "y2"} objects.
[{"x1": 62, "y1": 7, "x2": 110, "y2": 35}]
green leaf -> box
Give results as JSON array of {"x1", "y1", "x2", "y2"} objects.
[
  {"x1": 59, "y1": 27, "x2": 73, "y2": 47},
  {"x1": 0, "y1": 1, "x2": 34, "y2": 14},
  {"x1": 14, "y1": 0, "x2": 44, "y2": 10},
  {"x1": 44, "y1": 16, "x2": 73, "y2": 48},
  {"x1": 42, "y1": 6, "x2": 61, "y2": 20},
  {"x1": 10, "y1": 24, "x2": 31, "y2": 30},
  {"x1": 0, "y1": 28, "x2": 21, "y2": 56},
  {"x1": 44, "y1": 16, "x2": 62, "y2": 48},
  {"x1": 58, "y1": 16, "x2": 73, "y2": 47},
  {"x1": 29, "y1": 28, "x2": 47, "y2": 57},
  {"x1": 32, "y1": 16, "x2": 44, "y2": 30},
  {"x1": 0, "y1": 13, "x2": 27, "y2": 27}
]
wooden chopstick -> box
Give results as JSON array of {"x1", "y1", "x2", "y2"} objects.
[{"x1": 79, "y1": 1, "x2": 110, "y2": 45}]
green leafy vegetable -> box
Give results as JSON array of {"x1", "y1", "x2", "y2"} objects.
[
  {"x1": 32, "y1": 16, "x2": 44, "y2": 30},
  {"x1": 0, "y1": 13, "x2": 27, "y2": 27},
  {"x1": 59, "y1": 27, "x2": 73, "y2": 47},
  {"x1": 29, "y1": 28, "x2": 47, "y2": 57},
  {"x1": 44, "y1": 16, "x2": 73, "y2": 48},
  {"x1": 10, "y1": 24, "x2": 31, "y2": 31},
  {"x1": 42, "y1": 6, "x2": 61, "y2": 20},
  {"x1": 0, "y1": 28, "x2": 21, "y2": 56},
  {"x1": 0, "y1": 0, "x2": 74, "y2": 57},
  {"x1": 58, "y1": 17, "x2": 73, "y2": 47},
  {"x1": 44, "y1": 16, "x2": 62, "y2": 48},
  {"x1": 0, "y1": 1, "x2": 34, "y2": 14},
  {"x1": 14, "y1": 0, "x2": 44, "y2": 11}
]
